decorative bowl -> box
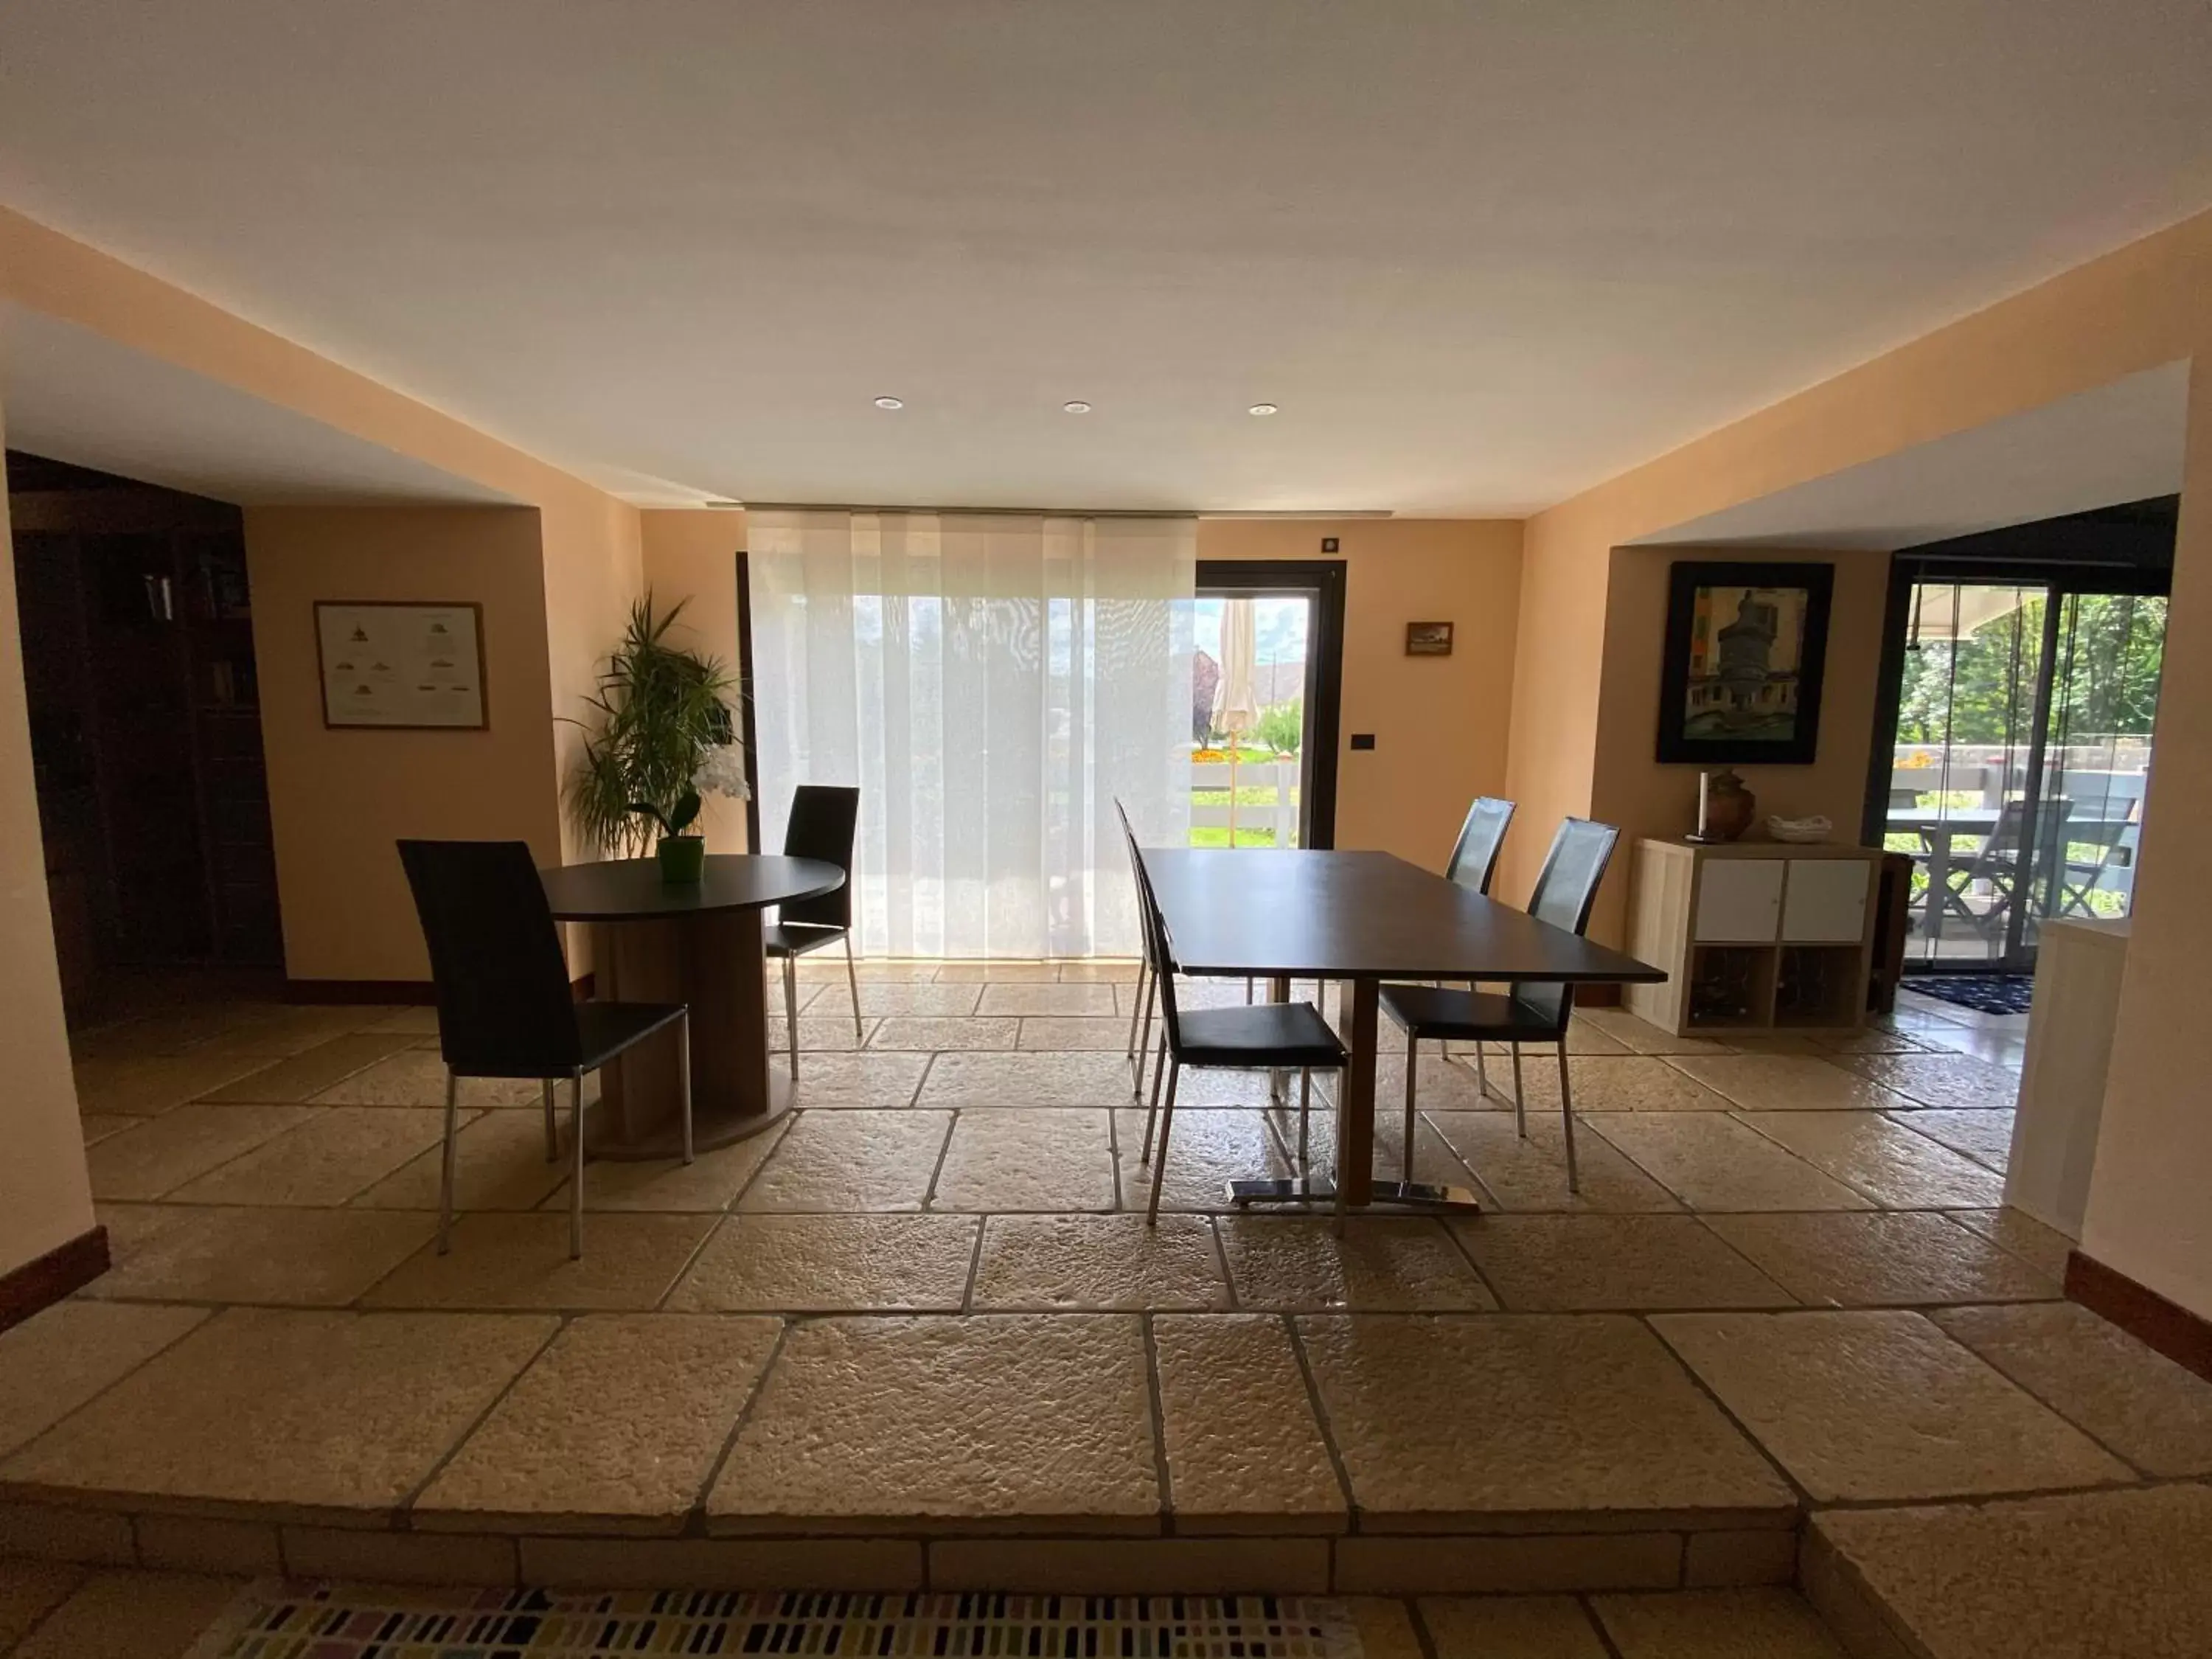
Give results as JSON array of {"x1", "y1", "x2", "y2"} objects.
[{"x1": 1766, "y1": 815, "x2": 1833, "y2": 844}]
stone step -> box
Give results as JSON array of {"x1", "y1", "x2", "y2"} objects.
[
  {"x1": 0, "y1": 1492, "x2": 1799, "y2": 1595},
  {"x1": 1801, "y1": 1484, "x2": 2212, "y2": 1658}
]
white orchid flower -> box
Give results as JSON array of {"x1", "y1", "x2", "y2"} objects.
[{"x1": 692, "y1": 742, "x2": 752, "y2": 801}]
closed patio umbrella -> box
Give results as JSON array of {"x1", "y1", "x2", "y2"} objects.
[{"x1": 1212, "y1": 598, "x2": 1262, "y2": 845}]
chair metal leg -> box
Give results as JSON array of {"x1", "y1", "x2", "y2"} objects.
[
  {"x1": 1402, "y1": 1035, "x2": 1420, "y2": 1181},
  {"x1": 1141, "y1": 973, "x2": 1159, "y2": 1106},
  {"x1": 1298, "y1": 1067, "x2": 1312, "y2": 1172},
  {"x1": 1141, "y1": 1032, "x2": 1169, "y2": 1162},
  {"x1": 568, "y1": 1071, "x2": 586, "y2": 1260},
  {"x1": 843, "y1": 933, "x2": 863, "y2": 1040},
  {"x1": 1511, "y1": 1043, "x2": 1527, "y2": 1138},
  {"x1": 1147, "y1": 1060, "x2": 1182, "y2": 1224},
  {"x1": 436, "y1": 1067, "x2": 460, "y2": 1254},
  {"x1": 678, "y1": 1009, "x2": 695, "y2": 1165},
  {"x1": 783, "y1": 953, "x2": 800, "y2": 1079},
  {"x1": 1267, "y1": 975, "x2": 1287, "y2": 1107},
  {"x1": 1474, "y1": 1041, "x2": 1489, "y2": 1102},
  {"x1": 1133, "y1": 960, "x2": 1150, "y2": 1106},
  {"x1": 1126, "y1": 958, "x2": 1147, "y2": 1064},
  {"x1": 1333, "y1": 1088, "x2": 1349, "y2": 1237},
  {"x1": 540, "y1": 1079, "x2": 557, "y2": 1163},
  {"x1": 1557, "y1": 1040, "x2": 1580, "y2": 1193}
]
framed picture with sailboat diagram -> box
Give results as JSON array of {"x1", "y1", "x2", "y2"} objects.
[
  {"x1": 1655, "y1": 561, "x2": 1832, "y2": 765},
  {"x1": 315, "y1": 601, "x2": 487, "y2": 729}
]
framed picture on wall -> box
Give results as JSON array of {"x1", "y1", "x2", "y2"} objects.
[
  {"x1": 1405, "y1": 621, "x2": 1454, "y2": 655},
  {"x1": 315, "y1": 601, "x2": 487, "y2": 729},
  {"x1": 1655, "y1": 561, "x2": 1832, "y2": 764}
]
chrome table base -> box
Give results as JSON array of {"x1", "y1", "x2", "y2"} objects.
[{"x1": 1226, "y1": 1173, "x2": 1482, "y2": 1213}]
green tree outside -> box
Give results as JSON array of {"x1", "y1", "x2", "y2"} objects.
[
  {"x1": 1256, "y1": 698, "x2": 1304, "y2": 756},
  {"x1": 1896, "y1": 592, "x2": 2163, "y2": 747},
  {"x1": 1891, "y1": 591, "x2": 2163, "y2": 922}
]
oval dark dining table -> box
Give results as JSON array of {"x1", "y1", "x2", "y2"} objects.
[{"x1": 539, "y1": 854, "x2": 845, "y2": 1160}]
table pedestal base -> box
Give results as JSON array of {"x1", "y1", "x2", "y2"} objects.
[
  {"x1": 588, "y1": 907, "x2": 785, "y2": 1159},
  {"x1": 1227, "y1": 1174, "x2": 1482, "y2": 1214},
  {"x1": 585, "y1": 1065, "x2": 796, "y2": 1162}
]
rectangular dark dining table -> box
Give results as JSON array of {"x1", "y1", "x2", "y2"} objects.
[{"x1": 1141, "y1": 848, "x2": 1666, "y2": 1207}]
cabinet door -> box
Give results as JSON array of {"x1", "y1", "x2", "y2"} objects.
[
  {"x1": 1783, "y1": 858, "x2": 1871, "y2": 942},
  {"x1": 1693, "y1": 860, "x2": 1784, "y2": 942}
]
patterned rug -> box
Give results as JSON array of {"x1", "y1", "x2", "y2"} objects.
[
  {"x1": 191, "y1": 1585, "x2": 1365, "y2": 1658},
  {"x1": 1905, "y1": 974, "x2": 2036, "y2": 1015}
]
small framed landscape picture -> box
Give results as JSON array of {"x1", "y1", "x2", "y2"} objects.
[
  {"x1": 1405, "y1": 621, "x2": 1454, "y2": 656},
  {"x1": 1655, "y1": 561, "x2": 1832, "y2": 765}
]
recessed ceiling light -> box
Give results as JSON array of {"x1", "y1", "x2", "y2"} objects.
[
  {"x1": 1062, "y1": 400, "x2": 1093, "y2": 414},
  {"x1": 873, "y1": 396, "x2": 905, "y2": 411},
  {"x1": 1248, "y1": 403, "x2": 1280, "y2": 417}
]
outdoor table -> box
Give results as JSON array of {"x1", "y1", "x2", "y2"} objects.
[
  {"x1": 1140, "y1": 848, "x2": 1663, "y2": 1210},
  {"x1": 540, "y1": 855, "x2": 844, "y2": 1158},
  {"x1": 1885, "y1": 807, "x2": 2135, "y2": 942}
]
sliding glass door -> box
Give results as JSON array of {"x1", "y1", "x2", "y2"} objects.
[
  {"x1": 2034, "y1": 591, "x2": 2162, "y2": 942},
  {"x1": 1191, "y1": 559, "x2": 1346, "y2": 852},
  {"x1": 1879, "y1": 577, "x2": 2163, "y2": 971},
  {"x1": 1190, "y1": 591, "x2": 1312, "y2": 848}
]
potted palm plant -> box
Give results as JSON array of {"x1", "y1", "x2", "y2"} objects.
[{"x1": 567, "y1": 596, "x2": 748, "y2": 883}]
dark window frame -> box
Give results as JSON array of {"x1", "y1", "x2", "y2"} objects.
[{"x1": 1195, "y1": 558, "x2": 1348, "y2": 849}]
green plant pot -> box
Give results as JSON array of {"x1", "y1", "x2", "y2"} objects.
[{"x1": 656, "y1": 835, "x2": 706, "y2": 884}]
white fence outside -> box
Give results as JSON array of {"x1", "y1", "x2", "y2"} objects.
[{"x1": 1188, "y1": 758, "x2": 1299, "y2": 846}]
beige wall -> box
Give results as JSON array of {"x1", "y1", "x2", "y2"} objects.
[
  {"x1": 1506, "y1": 207, "x2": 2212, "y2": 934},
  {"x1": 542, "y1": 492, "x2": 646, "y2": 866},
  {"x1": 633, "y1": 518, "x2": 1513, "y2": 876},
  {"x1": 246, "y1": 507, "x2": 563, "y2": 982},
  {"x1": 640, "y1": 509, "x2": 751, "y2": 853},
  {"x1": 2084, "y1": 356, "x2": 2212, "y2": 1315},
  {"x1": 636, "y1": 512, "x2": 1526, "y2": 871},
  {"x1": 6, "y1": 195, "x2": 2211, "y2": 1321},
  {"x1": 0, "y1": 206, "x2": 617, "y2": 514},
  {"x1": 1592, "y1": 544, "x2": 1892, "y2": 851},
  {"x1": 1, "y1": 206, "x2": 652, "y2": 981},
  {"x1": 1198, "y1": 518, "x2": 1523, "y2": 876},
  {"x1": 0, "y1": 407, "x2": 99, "y2": 1274},
  {"x1": 1500, "y1": 205, "x2": 2211, "y2": 1321}
]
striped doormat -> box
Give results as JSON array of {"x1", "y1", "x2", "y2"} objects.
[{"x1": 190, "y1": 1585, "x2": 1364, "y2": 1658}]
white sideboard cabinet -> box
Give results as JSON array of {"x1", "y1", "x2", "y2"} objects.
[{"x1": 1624, "y1": 838, "x2": 1885, "y2": 1035}]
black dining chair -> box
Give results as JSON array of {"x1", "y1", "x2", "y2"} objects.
[
  {"x1": 1116, "y1": 802, "x2": 1158, "y2": 1095},
  {"x1": 1130, "y1": 834, "x2": 1349, "y2": 1226},
  {"x1": 1116, "y1": 799, "x2": 1321, "y2": 1104},
  {"x1": 397, "y1": 839, "x2": 693, "y2": 1259},
  {"x1": 765, "y1": 785, "x2": 863, "y2": 1073},
  {"x1": 1376, "y1": 817, "x2": 1621, "y2": 1193},
  {"x1": 1447, "y1": 795, "x2": 1517, "y2": 896},
  {"x1": 1434, "y1": 793, "x2": 1516, "y2": 1096}
]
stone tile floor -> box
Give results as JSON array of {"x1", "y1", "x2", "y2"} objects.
[{"x1": 5, "y1": 968, "x2": 2209, "y2": 1652}]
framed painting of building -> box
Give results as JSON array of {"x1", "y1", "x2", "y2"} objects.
[{"x1": 1655, "y1": 561, "x2": 1833, "y2": 764}]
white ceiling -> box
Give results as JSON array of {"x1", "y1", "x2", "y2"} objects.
[
  {"x1": 1637, "y1": 362, "x2": 2191, "y2": 549},
  {"x1": 1, "y1": 1, "x2": 2208, "y2": 514},
  {"x1": 0, "y1": 306, "x2": 516, "y2": 506}
]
